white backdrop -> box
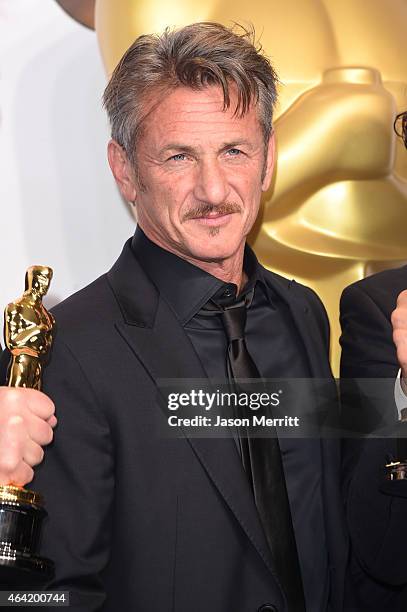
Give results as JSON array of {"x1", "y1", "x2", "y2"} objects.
[{"x1": 0, "y1": 0, "x2": 133, "y2": 312}]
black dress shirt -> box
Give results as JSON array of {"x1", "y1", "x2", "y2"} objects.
[{"x1": 132, "y1": 227, "x2": 330, "y2": 611}]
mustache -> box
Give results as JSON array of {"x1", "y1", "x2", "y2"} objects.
[{"x1": 182, "y1": 202, "x2": 242, "y2": 221}]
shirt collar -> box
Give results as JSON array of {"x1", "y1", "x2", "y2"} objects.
[{"x1": 131, "y1": 226, "x2": 266, "y2": 325}]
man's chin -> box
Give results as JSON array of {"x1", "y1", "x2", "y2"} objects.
[
  {"x1": 181, "y1": 239, "x2": 242, "y2": 264},
  {"x1": 173, "y1": 221, "x2": 247, "y2": 263}
]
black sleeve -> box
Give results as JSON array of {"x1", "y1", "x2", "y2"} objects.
[
  {"x1": 339, "y1": 283, "x2": 399, "y2": 437},
  {"x1": 28, "y1": 338, "x2": 114, "y2": 611}
]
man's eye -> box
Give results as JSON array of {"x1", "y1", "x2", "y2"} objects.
[
  {"x1": 169, "y1": 153, "x2": 187, "y2": 162},
  {"x1": 227, "y1": 148, "x2": 242, "y2": 156}
]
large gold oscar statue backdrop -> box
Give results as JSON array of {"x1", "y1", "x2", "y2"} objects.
[{"x1": 57, "y1": 0, "x2": 407, "y2": 374}]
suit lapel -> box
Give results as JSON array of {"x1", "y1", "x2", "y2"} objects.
[
  {"x1": 107, "y1": 240, "x2": 278, "y2": 581},
  {"x1": 261, "y1": 268, "x2": 348, "y2": 601},
  {"x1": 262, "y1": 272, "x2": 333, "y2": 378}
]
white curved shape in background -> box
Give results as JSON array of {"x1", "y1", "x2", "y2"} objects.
[{"x1": 0, "y1": 0, "x2": 133, "y2": 310}]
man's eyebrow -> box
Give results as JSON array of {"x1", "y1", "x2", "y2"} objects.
[
  {"x1": 219, "y1": 140, "x2": 254, "y2": 151},
  {"x1": 159, "y1": 140, "x2": 255, "y2": 155},
  {"x1": 160, "y1": 144, "x2": 197, "y2": 155}
]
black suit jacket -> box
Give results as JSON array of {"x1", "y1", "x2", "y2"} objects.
[
  {"x1": 3, "y1": 239, "x2": 349, "y2": 611},
  {"x1": 340, "y1": 265, "x2": 407, "y2": 610}
]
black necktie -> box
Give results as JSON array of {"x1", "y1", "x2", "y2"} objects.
[{"x1": 221, "y1": 297, "x2": 306, "y2": 612}]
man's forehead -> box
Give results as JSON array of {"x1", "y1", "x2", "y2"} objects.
[
  {"x1": 141, "y1": 85, "x2": 262, "y2": 147},
  {"x1": 160, "y1": 85, "x2": 254, "y2": 116}
]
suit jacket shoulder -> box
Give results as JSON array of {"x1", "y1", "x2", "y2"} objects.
[
  {"x1": 342, "y1": 264, "x2": 407, "y2": 320},
  {"x1": 260, "y1": 265, "x2": 331, "y2": 351},
  {"x1": 51, "y1": 275, "x2": 118, "y2": 336}
]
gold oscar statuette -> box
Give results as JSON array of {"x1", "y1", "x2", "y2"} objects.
[{"x1": 0, "y1": 266, "x2": 55, "y2": 585}]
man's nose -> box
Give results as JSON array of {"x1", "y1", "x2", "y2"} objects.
[{"x1": 193, "y1": 158, "x2": 230, "y2": 205}]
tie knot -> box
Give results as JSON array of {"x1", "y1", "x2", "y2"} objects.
[{"x1": 221, "y1": 300, "x2": 247, "y2": 342}]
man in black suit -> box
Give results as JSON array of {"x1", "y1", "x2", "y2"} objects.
[
  {"x1": 0, "y1": 23, "x2": 349, "y2": 611},
  {"x1": 340, "y1": 112, "x2": 407, "y2": 610}
]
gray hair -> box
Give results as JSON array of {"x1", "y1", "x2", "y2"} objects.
[{"x1": 102, "y1": 22, "x2": 278, "y2": 165}]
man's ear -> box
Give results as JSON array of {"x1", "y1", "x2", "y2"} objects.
[
  {"x1": 107, "y1": 140, "x2": 137, "y2": 202},
  {"x1": 261, "y1": 131, "x2": 276, "y2": 191}
]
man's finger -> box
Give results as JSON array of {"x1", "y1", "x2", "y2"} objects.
[
  {"x1": 391, "y1": 309, "x2": 407, "y2": 330},
  {"x1": 396, "y1": 288, "x2": 407, "y2": 307},
  {"x1": 46, "y1": 414, "x2": 58, "y2": 428},
  {"x1": 0, "y1": 415, "x2": 27, "y2": 475},
  {"x1": 0, "y1": 387, "x2": 56, "y2": 422},
  {"x1": 6, "y1": 462, "x2": 35, "y2": 487},
  {"x1": 22, "y1": 439, "x2": 45, "y2": 468},
  {"x1": 23, "y1": 389, "x2": 56, "y2": 421},
  {"x1": 26, "y1": 413, "x2": 55, "y2": 447}
]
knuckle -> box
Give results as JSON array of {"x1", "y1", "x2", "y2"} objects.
[
  {"x1": 0, "y1": 455, "x2": 19, "y2": 474},
  {"x1": 2, "y1": 417, "x2": 28, "y2": 445},
  {"x1": 48, "y1": 415, "x2": 58, "y2": 428},
  {"x1": 37, "y1": 392, "x2": 55, "y2": 416},
  {"x1": 1, "y1": 394, "x2": 22, "y2": 418},
  {"x1": 43, "y1": 424, "x2": 54, "y2": 445},
  {"x1": 397, "y1": 289, "x2": 407, "y2": 306},
  {"x1": 23, "y1": 466, "x2": 34, "y2": 485},
  {"x1": 7, "y1": 414, "x2": 25, "y2": 428},
  {"x1": 12, "y1": 463, "x2": 34, "y2": 487},
  {"x1": 0, "y1": 387, "x2": 16, "y2": 402},
  {"x1": 31, "y1": 418, "x2": 51, "y2": 445},
  {"x1": 391, "y1": 309, "x2": 401, "y2": 328},
  {"x1": 47, "y1": 427, "x2": 54, "y2": 444},
  {"x1": 37, "y1": 446, "x2": 45, "y2": 464},
  {"x1": 33, "y1": 449, "x2": 44, "y2": 467},
  {"x1": 27, "y1": 445, "x2": 44, "y2": 467},
  {"x1": 393, "y1": 328, "x2": 403, "y2": 345},
  {"x1": 396, "y1": 327, "x2": 407, "y2": 343}
]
